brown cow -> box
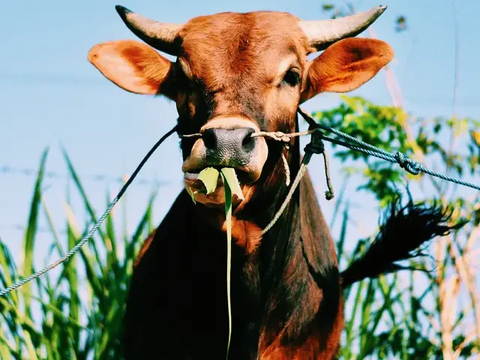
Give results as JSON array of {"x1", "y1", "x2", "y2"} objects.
[{"x1": 88, "y1": 5, "x2": 461, "y2": 359}]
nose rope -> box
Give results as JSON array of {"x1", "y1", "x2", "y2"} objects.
[
  {"x1": 182, "y1": 129, "x2": 316, "y2": 140},
  {"x1": 250, "y1": 130, "x2": 315, "y2": 142},
  {"x1": 281, "y1": 148, "x2": 291, "y2": 187},
  {"x1": 180, "y1": 125, "x2": 334, "y2": 235},
  {"x1": 180, "y1": 127, "x2": 328, "y2": 191},
  {"x1": 259, "y1": 127, "x2": 333, "y2": 235},
  {"x1": 182, "y1": 133, "x2": 203, "y2": 139},
  {"x1": 182, "y1": 102, "x2": 480, "y2": 234}
]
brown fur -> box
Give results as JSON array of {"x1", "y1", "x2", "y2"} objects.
[
  {"x1": 88, "y1": 9, "x2": 394, "y2": 360},
  {"x1": 88, "y1": 40, "x2": 174, "y2": 97},
  {"x1": 302, "y1": 37, "x2": 394, "y2": 100}
]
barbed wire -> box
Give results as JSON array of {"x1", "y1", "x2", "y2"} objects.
[
  {"x1": 0, "y1": 165, "x2": 173, "y2": 187},
  {"x1": 0, "y1": 224, "x2": 68, "y2": 234}
]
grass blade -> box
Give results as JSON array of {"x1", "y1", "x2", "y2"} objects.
[
  {"x1": 22, "y1": 147, "x2": 49, "y2": 318},
  {"x1": 62, "y1": 149, "x2": 111, "y2": 284},
  {"x1": 220, "y1": 170, "x2": 234, "y2": 359}
]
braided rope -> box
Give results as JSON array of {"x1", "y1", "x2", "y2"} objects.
[
  {"x1": 261, "y1": 126, "x2": 333, "y2": 234},
  {"x1": 0, "y1": 126, "x2": 178, "y2": 296},
  {"x1": 297, "y1": 108, "x2": 480, "y2": 191},
  {"x1": 3, "y1": 105, "x2": 478, "y2": 295},
  {"x1": 180, "y1": 110, "x2": 480, "y2": 234},
  {"x1": 281, "y1": 151, "x2": 291, "y2": 187}
]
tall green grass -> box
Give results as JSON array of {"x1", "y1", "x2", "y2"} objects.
[
  {"x1": 0, "y1": 144, "x2": 478, "y2": 359},
  {"x1": 0, "y1": 150, "x2": 157, "y2": 360}
]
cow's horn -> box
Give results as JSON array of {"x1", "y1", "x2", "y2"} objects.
[
  {"x1": 115, "y1": 5, "x2": 182, "y2": 56},
  {"x1": 299, "y1": 5, "x2": 387, "y2": 51}
]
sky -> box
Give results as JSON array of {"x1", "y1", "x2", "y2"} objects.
[{"x1": 0, "y1": 0, "x2": 479, "y2": 309}]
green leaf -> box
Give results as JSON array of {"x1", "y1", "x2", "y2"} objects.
[
  {"x1": 221, "y1": 171, "x2": 233, "y2": 360},
  {"x1": 22, "y1": 147, "x2": 49, "y2": 318},
  {"x1": 220, "y1": 168, "x2": 244, "y2": 200},
  {"x1": 186, "y1": 184, "x2": 197, "y2": 204},
  {"x1": 198, "y1": 167, "x2": 220, "y2": 194}
]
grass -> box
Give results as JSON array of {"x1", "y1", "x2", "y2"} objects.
[
  {"x1": 0, "y1": 150, "x2": 157, "y2": 360},
  {"x1": 0, "y1": 149, "x2": 478, "y2": 359}
]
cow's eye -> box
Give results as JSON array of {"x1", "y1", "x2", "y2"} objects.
[{"x1": 282, "y1": 69, "x2": 300, "y2": 87}]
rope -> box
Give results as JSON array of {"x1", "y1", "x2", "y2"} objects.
[
  {"x1": 321, "y1": 152, "x2": 334, "y2": 200},
  {"x1": 297, "y1": 108, "x2": 480, "y2": 191},
  {"x1": 262, "y1": 158, "x2": 310, "y2": 235},
  {"x1": 281, "y1": 151, "x2": 291, "y2": 187},
  {"x1": 261, "y1": 127, "x2": 334, "y2": 234},
  {"x1": 180, "y1": 124, "x2": 335, "y2": 235},
  {"x1": 4, "y1": 103, "x2": 479, "y2": 294},
  {"x1": 0, "y1": 126, "x2": 178, "y2": 297},
  {"x1": 184, "y1": 129, "x2": 315, "y2": 143},
  {"x1": 251, "y1": 130, "x2": 315, "y2": 142}
]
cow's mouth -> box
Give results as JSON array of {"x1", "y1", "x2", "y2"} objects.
[
  {"x1": 184, "y1": 166, "x2": 251, "y2": 207},
  {"x1": 184, "y1": 167, "x2": 252, "y2": 183},
  {"x1": 181, "y1": 118, "x2": 269, "y2": 206}
]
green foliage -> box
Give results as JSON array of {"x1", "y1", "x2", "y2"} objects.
[
  {"x1": 395, "y1": 16, "x2": 407, "y2": 32},
  {"x1": 198, "y1": 167, "x2": 220, "y2": 195},
  {"x1": 220, "y1": 168, "x2": 244, "y2": 201},
  {"x1": 0, "y1": 150, "x2": 156, "y2": 359},
  {"x1": 1, "y1": 95, "x2": 479, "y2": 358},
  {"x1": 312, "y1": 95, "x2": 480, "y2": 207},
  {"x1": 316, "y1": 95, "x2": 480, "y2": 359},
  {"x1": 313, "y1": 96, "x2": 409, "y2": 206}
]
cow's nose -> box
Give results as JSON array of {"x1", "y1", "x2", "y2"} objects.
[{"x1": 202, "y1": 127, "x2": 257, "y2": 166}]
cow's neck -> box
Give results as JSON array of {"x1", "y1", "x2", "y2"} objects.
[
  {"x1": 189, "y1": 132, "x2": 341, "y2": 358},
  {"x1": 214, "y1": 138, "x2": 341, "y2": 358}
]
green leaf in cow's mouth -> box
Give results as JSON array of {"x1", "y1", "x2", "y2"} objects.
[
  {"x1": 186, "y1": 185, "x2": 197, "y2": 204},
  {"x1": 220, "y1": 168, "x2": 244, "y2": 200},
  {"x1": 198, "y1": 167, "x2": 220, "y2": 194},
  {"x1": 187, "y1": 167, "x2": 244, "y2": 204}
]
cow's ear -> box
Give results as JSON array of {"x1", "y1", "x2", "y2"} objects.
[
  {"x1": 88, "y1": 40, "x2": 174, "y2": 98},
  {"x1": 301, "y1": 38, "x2": 393, "y2": 102}
]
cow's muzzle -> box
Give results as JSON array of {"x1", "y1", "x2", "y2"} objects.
[
  {"x1": 182, "y1": 117, "x2": 268, "y2": 205},
  {"x1": 203, "y1": 127, "x2": 257, "y2": 167}
]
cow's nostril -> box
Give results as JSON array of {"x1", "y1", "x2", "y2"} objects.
[
  {"x1": 241, "y1": 129, "x2": 256, "y2": 152},
  {"x1": 242, "y1": 136, "x2": 252, "y2": 146},
  {"x1": 202, "y1": 129, "x2": 217, "y2": 150}
]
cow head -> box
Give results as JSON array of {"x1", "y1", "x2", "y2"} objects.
[{"x1": 88, "y1": 5, "x2": 393, "y2": 209}]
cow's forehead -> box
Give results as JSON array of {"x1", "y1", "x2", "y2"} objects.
[
  {"x1": 176, "y1": 11, "x2": 309, "y2": 90},
  {"x1": 178, "y1": 11, "x2": 309, "y2": 60}
]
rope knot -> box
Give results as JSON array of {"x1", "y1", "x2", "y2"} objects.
[
  {"x1": 394, "y1": 152, "x2": 420, "y2": 175},
  {"x1": 271, "y1": 131, "x2": 292, "y2": 143},
  {"x1": 303, "y1": 130, "x2": 335, "y2": 201},
  {"x1": 304, "y1": 130, "x2": 325, "y2": 154}
]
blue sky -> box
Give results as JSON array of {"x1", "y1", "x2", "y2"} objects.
[{"x1": 1, "y1": 0, "x2": 479, "y2": 278}]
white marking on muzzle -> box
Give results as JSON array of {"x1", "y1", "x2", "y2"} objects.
[{"x1": 200, "y1": 116, "x2": 260, "y2": 132}]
